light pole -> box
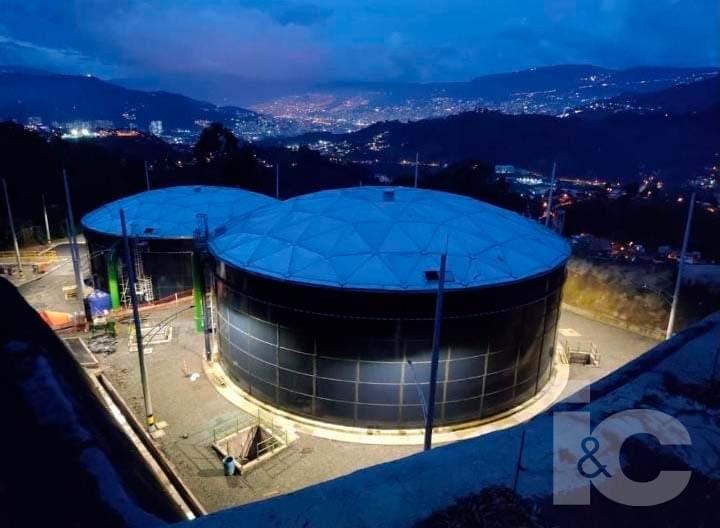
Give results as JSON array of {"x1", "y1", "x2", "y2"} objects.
[
  {"x1": 666, "y1": 192, "x2": 696, "y2": 340},
  {"x1": 63, "y1": 169, "x2": 85, "y2": 310},
  {"x1": 120, "y1": 208, "x2": 155, "y2": 430},
  {"x1": 424, "y1": 252, "x2": 447, "y2": 451},
  {"x1": 42, "y1": 194, "x2": 52, "y2": 244},
  {"x1": 1, "y1": 178, "x2": 23, "y2": 278}
]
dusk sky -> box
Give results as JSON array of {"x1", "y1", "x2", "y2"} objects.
[{"x1": 1, "y1": 0, "x2": 718, "y2": 82}]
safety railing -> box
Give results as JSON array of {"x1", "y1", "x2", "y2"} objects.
[
  {"x1": 560, "y1": 337, "x2": 600, "y2": 366},
  {"x1": 212, "y1": 416, "x2": 246, "y2": 445}
]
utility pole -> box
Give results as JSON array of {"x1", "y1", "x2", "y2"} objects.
[
  {"x1": 120, "y1": 209, "x2": 155, "y2": 430},
  {"x1": 424, "y1": 252, "x2": 447, "y2": 451},
  {"x1": 1, "y1": 178, "x2": 23, "y2": 278},
  {"x1": 666, "y1": 192, "x2": 696, "y2": 339},
  {"x1": 414, "y1": 152, "x2": 419, "y2": 188},
  {"x1": 545, "y1": 161, "x2": 557, "y2": 228},
  {"x1": 275, "y1": 163, "x2": 280, "y2": 199},
  {"x1": 144, "y1": 160, "x2": 151, "y2": 191},
  {"x1": 42, "y1": 194, "x2": 52, "y2": 244},
  {"x1": 63, "y1": 169, "x2": 85, "y2": 309},
  {"x1": 512, "y1": 427, "x2": 527, "y2": 492}
]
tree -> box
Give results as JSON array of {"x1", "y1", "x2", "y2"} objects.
[
  {"x1": 193, "y1": 122, "x2": 240, "y2": 162},
  {"x1": 415, "y1": 160, "x2": 527, "y2": 214}
]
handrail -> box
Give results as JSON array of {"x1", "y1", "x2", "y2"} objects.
[{"x1": 561, "y1": 337, "x2": 600, "y2": 365}]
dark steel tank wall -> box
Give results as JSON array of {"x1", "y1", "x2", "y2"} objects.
[
  {"x1": 215, "y1": 263, "x2": 566, "y2": 428},
  {"x1": 85, "y1": 230, "x2": 195, "y2": 301}
]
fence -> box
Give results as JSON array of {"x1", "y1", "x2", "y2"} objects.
[
  {"x1": 211, "y1": 410, "x2": 288, "y2": 455},
  {"x1": 559, "y1": 337, "x2": 600, "y2": 366}
]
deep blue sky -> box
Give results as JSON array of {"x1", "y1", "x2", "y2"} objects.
[{"x1": 1, "y1": 1, "x2": 718, "y2": 82}]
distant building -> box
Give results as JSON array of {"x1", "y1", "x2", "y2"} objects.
[
  {"x1": 149, "y1": 120, "x2": 163, "y2": 136},
  {"x1": 607, "y1": 188, "x2": 626, "y2": 199},
  {"x1": 64, "y1": 119, "x2": 114, "y2": 131},
  {"x1": 495, "y1": 164, "x2": 516, "y2": 175},
  {"x1": 571, "y1": 233, "x2": 612, "y2": 254}
]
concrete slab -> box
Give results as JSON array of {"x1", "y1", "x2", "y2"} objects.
[
  {"x1": 558, "y1": 328, "x2": 582, "y2": 337},
  {"x1": 16, "y1": 264, "x2": 659, "y2": 514},
  {"x1": 203, "y1": 357, "x2": 569, "y2": 446}
]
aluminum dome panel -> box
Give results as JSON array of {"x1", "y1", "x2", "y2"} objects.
[
  {"x1": 81, "y1": 186, "x2": 276, "y2": 239},
  {"x1": 210, "y1": 186, "x2": 570, "y2": 291}
]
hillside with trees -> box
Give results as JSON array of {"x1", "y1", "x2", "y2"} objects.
[
  {"x1": 0, "y1": 68, "x2": 258, "y2": 131},
  {"x1": 277, "y1": 104, "x2": 719, "y2": 183},
  {"x1": 0, "y1": 122, "x2": 368, "y2": 246}
]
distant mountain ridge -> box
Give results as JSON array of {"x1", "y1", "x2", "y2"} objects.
[
  {"x1": 110, "y1": 64, "x2": 719, "y2": 111},
  {"x1": 465, "y1": 64, "x2": 718, "y2": 96},
  {"x1": 273, "y1": 103, "x2": 719, "y2": 184},
  {"x1": 0, "y1": 68, "x2": 258, "y2": 131},
  {"x1": 2, "y1": 64, "x2": 718, "y2": 143},
  {"x1": 246, "y1": 64, "x2": 719, "y2": 132},
  {"x1": 589, "y1": 73, "x2": 720, "y2": 115},
  {"x1": 266, "y1": 68, "x2": 720, "y2": 183},
  {"x1": 313, "y1": 64, "x2": 719, "y2": 108},
  {"x1": 113, "y1": 73, "x2": 312, "y2": 107}
]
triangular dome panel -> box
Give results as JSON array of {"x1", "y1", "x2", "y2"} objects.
[{"x1": 208, "y1": 186, "x2": 570, "y2": 290}]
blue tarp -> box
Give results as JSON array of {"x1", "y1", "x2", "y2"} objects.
[{"x1": 87, "y1": 290, "x2": 112, "y2": 316}]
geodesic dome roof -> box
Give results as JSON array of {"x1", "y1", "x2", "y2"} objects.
[
  {"x1": 210, "y1": 186, "x2": 570, "y2": 291},
  {"x1": 81, "y1": 186, "x2": 276, "y2": 239}
]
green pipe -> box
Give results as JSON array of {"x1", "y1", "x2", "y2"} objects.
[
  {"x1": 107, "y1": 250, "x2": 121, "y2": 310},
  {"x1": 191, "y1": 252, "x2": 205, "y2": 332}
]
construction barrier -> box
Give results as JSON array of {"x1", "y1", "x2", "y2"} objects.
[
  {"x1": 0, "y1": 249, "x2": 59, "y2": 264},
  {"x1": 38, "y1": 310, "x2": 76, "y2": 330}
]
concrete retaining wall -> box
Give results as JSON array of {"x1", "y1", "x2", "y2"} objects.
[{"x1": 562, "y1": 257, "x2": 670, "y2": 338}]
